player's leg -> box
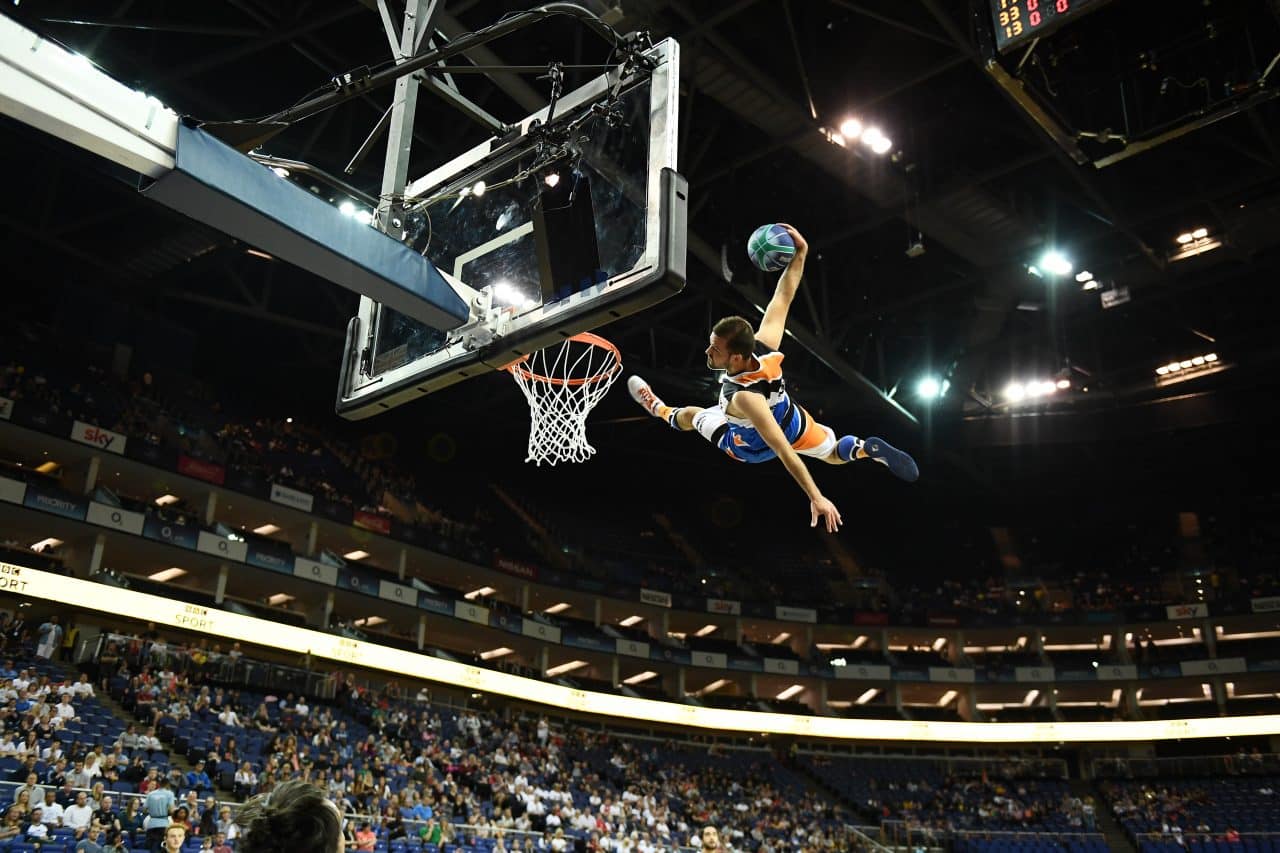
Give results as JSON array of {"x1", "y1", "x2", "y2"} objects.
[
  {"x1": 627, "y1": 376, "x2": 701, "y2": 431},
  {"x1": 789, "y1": 405, "x2": 919, "y2": 482}
]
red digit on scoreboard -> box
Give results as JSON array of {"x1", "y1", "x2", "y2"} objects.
[{"x1": 1056, "y1": 0, "x2": 1070, "y2": 12}]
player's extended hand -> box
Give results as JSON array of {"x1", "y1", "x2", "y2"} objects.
[
  {"x1": 778, "y1": 223, "x2": 809, "y2": 258},
  {"x1": 809, "y1": 494, "x2": 842, "y2": 532}
]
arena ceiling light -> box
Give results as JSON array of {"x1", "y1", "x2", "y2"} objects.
[
  {"x1": 1155, "y1": 352, "x2": 1218, "y2": 377},
  {"x1": 266, "y1": 593, "x2": 294, "y2": 605},
  {"x1": 1170, "y1": 227, "x2": 1221, "y2": 261},
  {"x1": 694, "y1": 624, "x2": 719, "y2": 637},
  {"x1": 619, "y1": 615, "x2": 644, "y2": 627},
  {"x1": 343, "y1": 550, "x2": 370, "y2": 560},
  {"x1": 838, "y1": 117, "x2": 863, "y2": 141},
  {"x1": 937, "y1": 690, "x2": 958, "y2": 707},
  {"x1": 353, "y1": 616, "x2": 386, "y2": 627},
  {"x1": 253, "y1": 524, "x2": 280, "y2": 536},
  {"x1": 916, "y1": 376, "x2": 948, "y2": 400},
  {"x1": 30, "y1": 538, "x2": 63, "y2": 552},
  {"x1": 775, "y1": 684, "x2": 805, "y2": 701},
  {"x1": 623, "y1": 671, "x2": 658, "y2": 685},
  {"x1": 464, "y1": 586, "x2": 497, "y2": 600},
  {"x1": 695, "y1": 678, "x2": 731, "y2": 696},
  {"x1": 1023, "y1": 690, "x2": 1040, "y2": 706},
  {"x1": 154, "y1": 494, "x2": 180, "y2": 506},
  {"x1": 148, "y1": 567, "x2": 186, "y2": 582},
  {"x1": 479, "y1": 647, "x2": 513, "y2": 660},
  {"x1": 771, "y1": 632, "x2": 791, "y2": 644},
  {"x1": 855, "y1": 688, "x2": 879, "y2": 705},
  {"x1": 861, "y1": 126, "x2": 893, "y2": 155},
  {"x1": 545, "y1": 660, "x2": 588, "y2": 677},
  {"x1": 1038, "y1": 250, "x2": 1073, "y2": 277}
]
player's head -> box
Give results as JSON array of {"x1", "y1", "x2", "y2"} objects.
[
  {"x1": 708, "y1": 316, "x2": 754, "y2": 371},
  {"x1": 701, "y1": 825, "x2": 721, "y2": 851}
]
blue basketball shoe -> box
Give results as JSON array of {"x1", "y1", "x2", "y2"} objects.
[{"x1": 862, "y1": 436, "x2": 919, "y2": 483}]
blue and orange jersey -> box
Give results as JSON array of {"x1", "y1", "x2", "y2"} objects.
[{"x1": 718, "y1": 340, "x2": 790, "y2": 428}]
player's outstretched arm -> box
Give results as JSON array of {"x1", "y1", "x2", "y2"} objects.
[
  {"x1": 755, "y1": 224, "x2": 809, "y2": 351},
  {"x1": 731, "y1": 391, "x2": 842, "y2": 533}
]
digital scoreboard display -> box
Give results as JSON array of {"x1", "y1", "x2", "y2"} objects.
[{"x1": 990, "y1": 0, "x2": 1113, "y2": 54}]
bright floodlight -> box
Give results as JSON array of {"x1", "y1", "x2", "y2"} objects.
[
  {"x1": 870, "y1": 134, "x2": 893, "y2": 155},
  {"x1": 1039, "y1": 250, "x2": 1073, "y2": 276},
  {"x1": 838, "y1": 118, "x2": 863, "y2": 140},
  {"x1": 1056, "y1": 378, "x2": 1071, "y2": 389},
  {"x1": 917, "y1": 376, "x2": 942, "y2": 399},
  {"x1": 353, "y1": 210, "x2": 373, "y2": 226},
  {"x1": 338, "y1": 200, "x2": 356, "y2": 217},
  {"x1": 1004, "y1": 382, "x2": 1026, "y2": 402},
  {"x1": 1075, "y1": 270, "x2": 1093, "y2": 283},
  {"x1": 271, "y1": 166, "x2": 290, "y2": 178},
  {"x1": 1204, "y1": 352, "x2": 1218, "y2": 362},
  {"x1": 1176, "y1": 232, "x2": 1194, "y2": 244},
  {"x1": 472, "y1": 180, "x2": 487, "y2": 197},
  {"x1": 1192, "y1": 227, "x2": 1208, "y2": 239},
  {"x1": 543, "y1": 172, "x2": 560, "y2": 188},
  {"x1": 861, "y1": 126, "x2": 885, "y2": 148},
  {"x1": 1156, "y1": 366, "x2": 1169, "y2": 375}
]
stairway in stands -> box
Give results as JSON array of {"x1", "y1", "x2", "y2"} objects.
[{"x1": 1070, "y1": 778, "x2": 1136, "y2": 853}]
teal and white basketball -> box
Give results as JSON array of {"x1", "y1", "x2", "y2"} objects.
[{"x1": 747, "y1": 223, "x2": 796, "y2": 272}]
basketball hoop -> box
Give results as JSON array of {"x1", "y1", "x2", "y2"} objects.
[{"x1": 505, "y1": 333, "x2": 622, "y2": 466}]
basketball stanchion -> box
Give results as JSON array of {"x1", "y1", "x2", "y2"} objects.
[{"x1": 504, "y1": 333, "x2": 622, "y2": 466}]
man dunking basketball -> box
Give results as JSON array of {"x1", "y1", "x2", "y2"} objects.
[{"x1": 627, "y1": 224, "x2": 918, "y2": 533}]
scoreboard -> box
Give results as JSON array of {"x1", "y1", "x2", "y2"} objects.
[{"x1": 990, "y1": 0, "x2": 1114, "y2": 54}]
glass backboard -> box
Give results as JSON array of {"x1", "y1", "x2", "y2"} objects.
[{"x1": 336, "y1": 37, "x2": 685, "y2": 419}]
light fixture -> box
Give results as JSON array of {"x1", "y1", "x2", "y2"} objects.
[
  {"x1": 1023, "y1": 689, "x2": 1040, "y2": 706},
  {"x1": 353, "y1": 616, "x2": 386, "y2": 627},
  {"x1": 253, "y1": 524, "x2": 280, "y2": 536},
  {"x1": 472, "y1": 180, "x2": 487, "y2": 197},
  {"x1": 543, "y1": 602, "x2": 572, "y2": 614},
  {"x1": 343, "y1": 550, "x2": 370, "y2": 560},
  {"x1": 1004, "y1": 382, "x2": 1026, "y2": 402},
  {"x1": 775, "y1": 684, "x2": 805, "y2": 701},
  {"x1": 464, "y1": 586, "x2": 497, "y2": 600},
  {"x1": 1176, "y1": 232, "x2": 1194, "y2": 244},
  {"x1": 623, "y1": 671, "x2": 658, "y2": 685},
  {"x1": 931, "y1": 637, "x2": 947, "y2": 651},
  {"x1": 148, "y1": 567, "x2": 187, "y2": 582},
  {"x1": 1056, "y1": 378, "x2": 1071, "y2": 390},
  {"x1": 771, "y1": 632, "x2": 791, "y2": 644},
  {"x1": 338, "y1": 201, "x2": 356, "y2": 217},
  {"x1": 267, "y1": 593, "x2": 294, "y2": 605},
  {"x1": 694, "y1": 624, "x2": 718, "y2": 637},
  {"x1": 696, "y1": 678, "x2": 731, "y2": 696},
  {"x1": 1082, "y1": 279, "x2": 1101, "y2": 291},
  {"x1": 1192, "y1": 227, "x2": 1208, "y2": 239},
  {"x1": 1075, "y1": 270, "x2": 1093, "y2": 283},
  {"x1": 154, "y1": 494, "x2": 180, "y2": 506},
  {"x1": 271, "y1": 166, "x2": 290, "y2": 178},
  {"x1": 916, "y1": 376, "x2": 942, "y2": 400},
  {"x1": 543, "y1": 172, "x2": 560, "y2": 188},
  {"x1": 937, "y1": 689, "x2": 958, "y2": 707},
  {"x1": 855, "y1": 688, "x2": 879, "y2": 705},
  {"x1": 353, "y1": 210, "x2": 373, "y2": 226},
  {"x1": 545, "y1": 660, "x2": 588, "y2": 677},
  {"x1": 30, "y1": 538, "x2": 64, "y2": 552},
  {"x1": 838, "y1": 118, "x2": 863, "y2": 141},
  {"x1": 479, "y1": 647, "x2": 513, "y2": 660},
  {"x1": 1038, "y1": 250, "x2": 1073, "y2": 277},
  {"x1": 246, "y1": 249, "x2": 274, "y2": 260},
  {"x1": 619, "y1": 615, "x2": 644, "y2": 627},
  {"x1": 1204, "y1": 353, "x2": 1218, "y2": 362}
]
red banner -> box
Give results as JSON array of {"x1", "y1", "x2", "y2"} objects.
[
  {"x1": 354, "y1": 510, "x2": 392, "y2": 535},
  {"x1": 493, "y1": 556, "x2": 539, "y2": 581},
  {"x1": 177, "y1": 454, "x2": 226, "y2": 485},
  {"x1": 852, "y1": 611, "x2": 889, "y2": 626}
]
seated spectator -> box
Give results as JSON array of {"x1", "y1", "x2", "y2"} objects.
[
  {"x1": 64, "y1": 790, "x2": 95, "y2": 837},
  {"x1": 39, "y1": 789, "x2": 62, "y2": 826},
  {"x1": 93, "y1": 795, "x2": 120, "y2": 834},
  {"x1": 24, "y1": 807, "x2": 48, "y2": 841},
  {"x1": 186, "y1": 760, "x2": 213, "y2": 791}
]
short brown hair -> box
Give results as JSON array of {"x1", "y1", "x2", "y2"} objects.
[{"x1": 712, "y1": 316, "x2": 755, "y2": 357}]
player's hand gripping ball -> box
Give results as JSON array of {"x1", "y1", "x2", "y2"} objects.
[{"x1": 747, "y1": 223, "x2": 797, "y2": 272}]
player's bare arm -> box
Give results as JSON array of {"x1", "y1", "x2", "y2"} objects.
[
  {"x1": 729, "y1": 389, "x2": 843, "y2": 532},
  {"x1": 755, "y1": 224, "x2": 809, "y2": 350}
]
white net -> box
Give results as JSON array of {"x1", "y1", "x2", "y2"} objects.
[{"x1": 506, "y1": 334, "x2": 622, "y2": 466}]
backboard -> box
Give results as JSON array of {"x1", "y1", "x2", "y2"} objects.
[{"x1": 335, "y1": 37, "x2": 685, "y2": 420}]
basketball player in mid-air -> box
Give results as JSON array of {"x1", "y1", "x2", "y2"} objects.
[{"x1": 628, "y1": 224, "x2": 918, "y2": 533}]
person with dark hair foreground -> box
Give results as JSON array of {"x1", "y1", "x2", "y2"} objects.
[{"x1": 235, "y1": 780, "x2": 344, "y2": 853}]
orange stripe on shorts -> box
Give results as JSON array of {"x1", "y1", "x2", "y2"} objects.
[{"x1": 790, "y1": 407, "x2": 829, "y2": 452}]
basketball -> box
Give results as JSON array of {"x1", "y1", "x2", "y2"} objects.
[{"x1": 747, "y1": 223, "x2": 796, "y2": 272}]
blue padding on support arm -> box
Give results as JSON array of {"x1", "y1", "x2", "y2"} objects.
[{"x1": 141, "y1": 123, "x2": 468, "y2": 331}]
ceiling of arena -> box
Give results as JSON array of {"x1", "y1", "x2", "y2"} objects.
[{"x1": 5, "y1": 0, "x2": 1280, "y2": 505}]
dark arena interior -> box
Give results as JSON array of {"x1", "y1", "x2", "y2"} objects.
[{"x1": 2, "y1": 1, "x2": 1280, "y2": 852}]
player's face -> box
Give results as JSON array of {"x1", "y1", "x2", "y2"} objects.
[{"x1": 706, "y1": 335, "x2": 731, "y2": 371}]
